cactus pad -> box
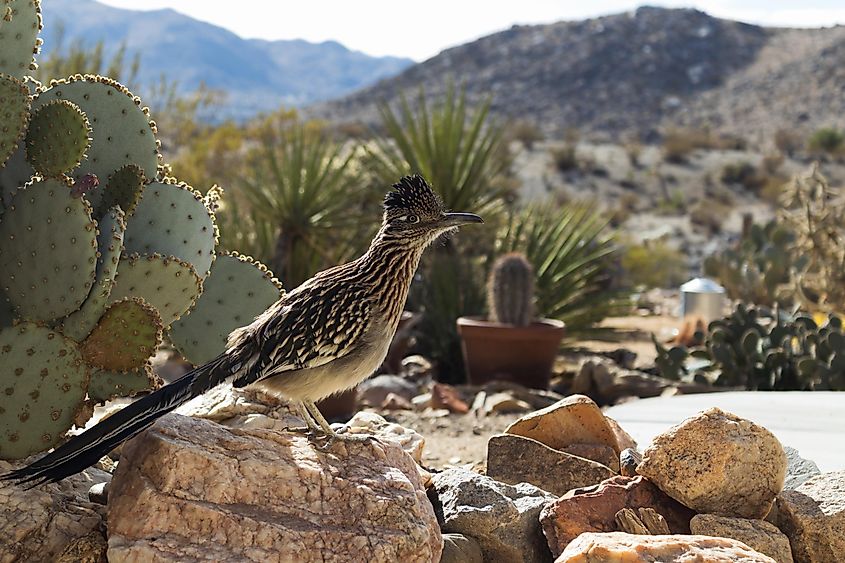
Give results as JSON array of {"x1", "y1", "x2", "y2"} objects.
[
  {"x1": 0, "y1": 0, "x2": 42, "y2": 79},
  {"x1": 0, "y1": 322, "x2": 89, "y2": 460},
  {"x1": 24, "y1": 99, "x2": 91, "y2": 177},
  {"x1": 32, "y1": 75, "x2": 159, "y2": 210},
  {"x1": 60, "y1": 206, "x2": 126, "y2": 340},
  {"x1": 170, "y1": 252, "x2": 283, "y2": 365},
  {"x1": 109, "y1": 252, "x2": 202, "y2": 326},
  {"x1": 87, "y1": 363, "x2": 161, "y2": 403},
  {"x1": 0, "y1": 178, "x2": 98, "y2": 321},
  {"x1": 0, "y1": 73, "x2": 30, "y2": 169},
  {"x1": 0, "y1": 141, "x2": 35, "y2": 209},
  {"x1": 94, "y1": 163, "x2": 145, "y2": 219},
  {"x1": 80, "y1": 297, "x2": 162, "y2": 372},
  {"x1": 123, "y1": 179, "x2": 217, "y2": 277}
]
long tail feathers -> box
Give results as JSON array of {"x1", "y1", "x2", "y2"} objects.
[{"x1": 2, "y1": 353, "x2": 233, "y2": 487}]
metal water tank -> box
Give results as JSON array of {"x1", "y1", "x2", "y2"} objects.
[{"x1": 680, "y1": 277, "x2": 726, "y2": 323}]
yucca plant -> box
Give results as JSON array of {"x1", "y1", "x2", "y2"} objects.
[
  {"x1": 367, "y1": 85, "x2": 512, "y2": 217},
  {"x1": 219, "y1": 117, "x2": 377, "y2": 286},
  {"x1": 496, "y1": 203, "x2": 628, "y2": 335}
]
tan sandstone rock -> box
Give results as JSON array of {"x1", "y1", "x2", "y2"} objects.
[
  {"x1": 342, "y1": 411, "x2": 425, "y2": 464},
  {"x1": 107, "y1": 414, "x2": 441, "y2": 563},
  {"x1": 637, "y1": 407, "x2": 786, "y2": 518},
  {"x1": 0, "y1": 464, "x2": 109, "y2": 562},
  {"x1": 539, "y1": 475, "x2": 695, "y2": 558},
  {"x1": 440, "y1": 533, "x2": 483, "y2": 563},
  {"x1": 556, "y1": 532, "x2": 777, "y2": 562},
  {"x1": 561, "y1": 443, "x2": 621, "y2": 472},
  {"x1": 486, "y1": 434, "x2": 616, "y2": 496},
  {"x1": 776, "y1": 469, "x2": 845, "y2": 563},
  {"x1": 504, "y1": 394, "x2": 621, "y2": 454},
  {"x1": 690, "y1": 514, "x2": 793, "y2": 563}
]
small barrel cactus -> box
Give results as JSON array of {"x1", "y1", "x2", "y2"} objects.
[{"x1": 487, "y1": 252, "x2": 535, "y2": 326}]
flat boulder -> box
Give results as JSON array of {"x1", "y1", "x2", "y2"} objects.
[
  {"x1": 637, "y1": 407, "x2": 786, "y2": 518},
  {"x1": 107, "y1": 414, "x2": 441, "y2": 562},
  {"x1": 690, "y1": 514, "x2": 793, "y2": 563},
  {"x1": 556, "y1": 532, "x2": 776, "y2": 562}
]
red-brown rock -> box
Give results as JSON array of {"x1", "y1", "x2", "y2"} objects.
[{"x1": 539, "y1": 475, "x2": 695, "y2": 558}]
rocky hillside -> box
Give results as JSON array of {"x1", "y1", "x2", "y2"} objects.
[{"x1": 313, "y1": 7, "x2": 845, "y2": 144}]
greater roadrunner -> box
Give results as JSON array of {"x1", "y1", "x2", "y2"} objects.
[{"x1": 5, "y1": 175, "x2": 482, "y2": 486}]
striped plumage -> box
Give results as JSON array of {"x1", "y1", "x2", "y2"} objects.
[{"x1": 4, "y1": 175, "x2": 482, "y2": 485}]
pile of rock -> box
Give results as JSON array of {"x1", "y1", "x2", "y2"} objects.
[{"x1": 2, "y1": 389, "x2": 842, "y2": 562}]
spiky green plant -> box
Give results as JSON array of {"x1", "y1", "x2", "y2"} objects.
[
  {"x1": 496, "y1": 203, "x2": 627, "y2": 335},
  {"x1": 367, "y1": 85, "x2": 511, "y2": 217},
  {"x1": 219, "y1": 117, "x2": 374, "y2": 287},
  {"x1": 488, "y1": 252, "x2": 534, "y2": 326}
]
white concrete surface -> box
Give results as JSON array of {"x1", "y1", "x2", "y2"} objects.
[{"x1": 605, "y1": 392, "x2": 845, "y2": 472}]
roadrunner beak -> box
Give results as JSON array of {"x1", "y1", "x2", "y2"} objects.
[{"x1": 440, "y1": 212, "x2": 484, "y2": 228}]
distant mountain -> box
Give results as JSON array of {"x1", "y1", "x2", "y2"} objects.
[
  {"x1": 312, "y1": 7, "x2": 845, "y2": 142},
  {"x1": 40, "y1": 0, "x2": 413, "y2": 120}
]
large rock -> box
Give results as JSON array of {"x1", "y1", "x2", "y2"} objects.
[
  {"x1": 637, "y1": 408, "x2": 786, "y2": 518},
  {"x1": 357, "y1": 374, "x2": 418, "y2": 407},
  {"x1": 539, "y1": 475, "x2": 694, "y2": 557},
  {"x1": 690, "y1": 514, "x2": 793, "y2": 563},
  {"x1": 504, "y1": 394, "x2": 621, "y2": 454},
  {"x1": 486, "y1": 434, "x2": 616, "y2": 496},
  {"x1": 782, "y1": 446, "x2": 821, "y2": 491},
  {"x1": 107, "y1": 414, "x2": 441, "y2": 563},
  {"x1": 429, "y1": 468, "x2": 555, "y2": 563},
  {"x1": 776, "y1": 469, "x2": 845, "y2": 563},
  {"x1": 440, "y1": 533, "x2": 483, "y2": 563},
  {"x1": 556, "y1": 532, "x2": 777, "y2": 562},
  {"x1": 342, "y1": 411, "x2": 426, "y2": 464},
  {"x1": 0, "y1": 464, "x2": 109, "y2": 562}
]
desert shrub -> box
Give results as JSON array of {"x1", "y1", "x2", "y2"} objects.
[
  {"x1": 509, "y1": 120, "x2": 544, "y2": 150},
  {"x1": 762, "y1": 153, "x2": 785, "y2": 175},
  {"x1": 662, "y1": 128, "x2": 714, "y2": 163},
  {"x1": 551, "y1": 144, "x2": 578, "y2": 172},
  {"x1": 774, "y1": 128, "x2": 802, "y2": 157},
  {"x1": 621, "y1": 239, "x2": 688, "y2": 289},
  {"x1": 779, "y1": 165, "x2": 845, "y2": 313},
  {"x1": 624, "y1": 140, "x2": 642, "y2": 168},
  {"x1": 807, "y1": 127, "x2": 845, "y2": 156},
  {"x1": 689, "y1": 201, "x2": 728, "y2": 234},
  {"x1": 720, "y1": 161, "x2": 762, "y2": 191},
  {"x1": 657, "y1": 189, "x2": 687, "y2": 214}
]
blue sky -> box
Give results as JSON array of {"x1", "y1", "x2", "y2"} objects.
[{"x1": 98, "y1": 1, "x2": 845, "y2": 60}]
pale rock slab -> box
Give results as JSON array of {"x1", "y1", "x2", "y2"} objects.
[
  {"x1": 486, "y1": 434, "x2": 616, "y2": 496},
  {"x1": 107, "y1": 414, "x2": 441, "y2": 563},
  {"x1": 690, "y1": 514, "x2": 793, "y2": 563},
  {"x1": 556, "y1": 532, "x2": 777, "y2": 562},
  {"x1": 0, "y1": 463, "x2": 109, "y2": 563},
  {"x1": 637, "y1": 407, "x2": 787, "y2": 518},
  {"x1": 504, "y1": 394, "x2": 621, "y2": 454},
  {"x1": 429, "y1": 467, "x2": 555, "y2": 563},
  {"x1": 776, "y1": 469, "x2": 845, "y2": 563},
  {"x1": 342, "y1": 411, "x2": 425, "y2": 464}
]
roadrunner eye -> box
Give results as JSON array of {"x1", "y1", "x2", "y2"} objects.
[{"x1": 407, "y1": 215, "x2": 419, "y2": 224}]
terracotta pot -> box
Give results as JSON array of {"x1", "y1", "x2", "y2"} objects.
[{"x1": 456, "y1": 316, "x2": 565, "y2": 389}]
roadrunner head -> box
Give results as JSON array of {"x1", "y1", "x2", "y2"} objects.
[{"x1": 381, "y1": 175, "x2": 483, "y2": 247}]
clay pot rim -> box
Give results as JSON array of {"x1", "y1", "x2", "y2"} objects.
[{"x1": 457, "y1": 316, "x2": 564, "y2": 329}]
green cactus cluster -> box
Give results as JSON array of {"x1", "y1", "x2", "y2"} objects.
[
  {"x1": 653, "y1": 304, "x2": 845, "y2": 391},
  {"x1": 703, "y1": 220, "x2": 802, "y2": 307},
  {"x1": 0, "y1": 0, "x2": 284, "y2": 460},
  {"x1": 487, "y1": 252, "x2": 535, "y2": 326}
]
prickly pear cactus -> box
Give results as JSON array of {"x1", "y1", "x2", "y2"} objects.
[
  {"x1": 0, "y1": 0, "x2": 42, "y2": 79},
  {"x1": 80, "y1": 297, "x2": 163, "y2": 372},
  {"x1": 0, "y1": 73, "x2": 30, "y2": 169},
  {"x1": 170, "y1": 252, "x2": 283, "y2": 365},
  {"x1": 24, "y1": 99, "x2": 91, "y2": 177},
  {"x1": 31, "y1": 74, "x2": 160, "y2": 209},
  {"x1": 487, "y1": 252, "x2": 535, "y2": 326},
  {"x1": 0, "y1": 322, "x2": 89, "y2": 460},
  {"x1": 123, "y1": 179, "x2": 217, "y2": 277},
  {"x1": 0, "y1": 177, "x2": 98, "y2": 321},
  {"x1": 0, "y1": 0, "x2": 283, "y2": 456},
  {"x1": 60, "y1": 206, "x2": 126, "y2": 340},
  {"x1": 88, "y1": 363, "x2": 161, "y2": 403}
]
